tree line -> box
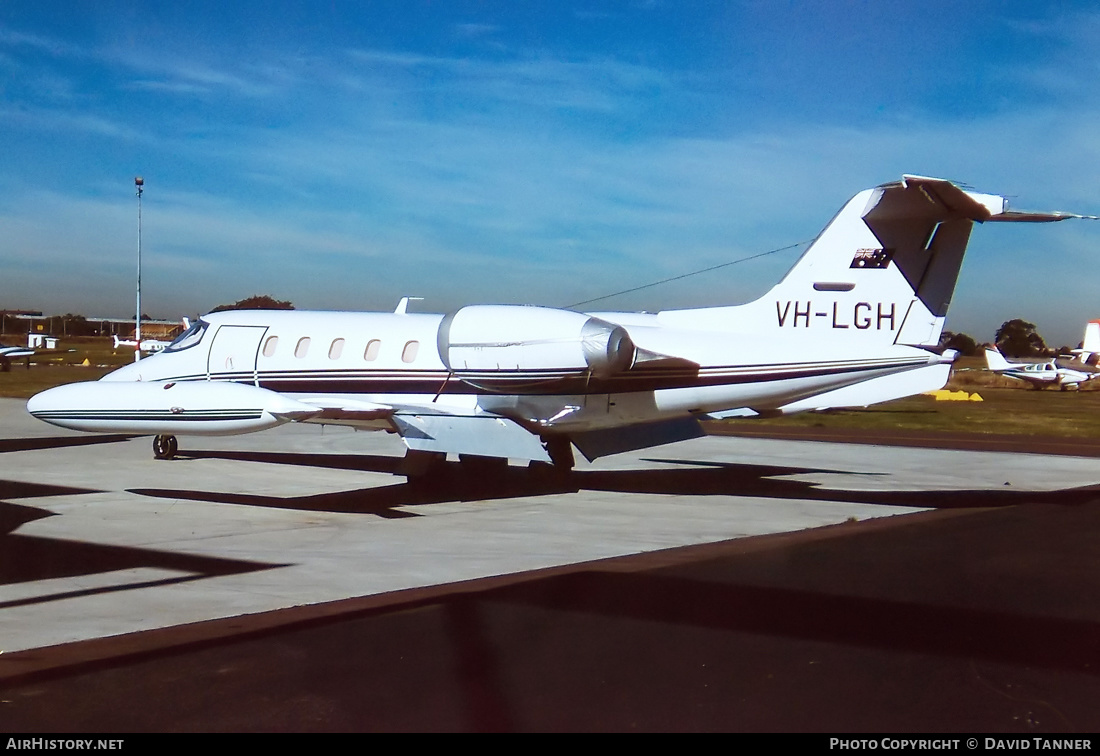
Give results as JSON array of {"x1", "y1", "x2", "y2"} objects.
[
  {"x1": 0, "y1": 296, "x2": 294, "y2": 338},
  {"x1": 941, "y1": 319, "x2": 1072, "y2": 358}
]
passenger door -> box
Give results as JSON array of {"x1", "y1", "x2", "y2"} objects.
[{"x1": 207, "y1": 325, "x2": 267, "y2": 385}]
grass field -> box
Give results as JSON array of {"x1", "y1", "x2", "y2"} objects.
[
  {"x1": 5, "y1": 343, "x2": 1099, "y2": 439},
  {"x1": 0, "y1": 336, "x2": 129, "y2": 398},
  {"x1": 723, "y1": 356, "x2": 1100, "y2": 438},
  {"x1": 729, "y1": 389, "x2": 1100, "y2": 438}
]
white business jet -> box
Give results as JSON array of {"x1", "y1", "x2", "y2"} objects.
[
  {"x1": 984, "y1": 348, "x2": 1099, "y2": 390},
  {"x1": 26, "y1": 176, "x2": 1091, "y2": 471}
]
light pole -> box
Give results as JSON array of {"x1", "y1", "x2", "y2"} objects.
[{"x1": 135, "y1": 176, "x2": 143, "y2": 362}]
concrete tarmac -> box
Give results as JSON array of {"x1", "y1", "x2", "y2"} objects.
[{"x1": 2, "y1": 397, "x2": 1100, "y2": 731}]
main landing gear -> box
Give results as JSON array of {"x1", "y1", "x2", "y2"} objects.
[
  {"x1": 153, "y1": 434, "x2": 178, "y2": 460},
  {"x1": 544, "y1": 436, "x2": 575, "y2": 471}
]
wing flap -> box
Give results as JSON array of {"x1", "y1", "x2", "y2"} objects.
[{"x1": 393, "y1": 414, "x2": 552, "y2": 462}]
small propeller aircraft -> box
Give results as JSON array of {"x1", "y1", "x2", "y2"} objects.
[
  {"x1": 984, "y1": 348, "x2": 1099, "y2": 390},
  {"x1": 0, "y1": 343, "x2": 36, "y2": 371},
  {"x1": 27, "y1": 175, "x2": 1094, "y2": 472}
]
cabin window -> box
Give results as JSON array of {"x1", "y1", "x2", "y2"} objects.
[
  {"x1": 364, "y1": 339, "x2": 381, "y2": 361},
  {"x1": 294, "y1": 337, "x2": 311, "y2": 358},
  {"x1": 329, "y1": 338, "x2": 345, "y2": 360},
  {"x1": 262, "y1": 335, "x2": 279, "y2": 358},
  {"x1": 402, "y1": 340, "x2": 419, "y2": 363}
]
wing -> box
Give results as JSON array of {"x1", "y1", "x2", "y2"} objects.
[
  {"x1": 294, "y1": 395, "x2": 555, "y2": 462},
  {"x1": 290, "y1": 342, "x2": 705, "y2": 464}
]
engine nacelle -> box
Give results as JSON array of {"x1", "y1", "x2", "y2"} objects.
[{"x1": 437, "y1": 305, "x2": 635, "y2": 381}]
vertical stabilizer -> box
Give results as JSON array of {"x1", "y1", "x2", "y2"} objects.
[
  {"x1": 763, "y1": 176, "x2": 1002, "y2": 348},
  {"x1": 1073, "y1": 320, "x2": 1100, "y2": 365},
  {"x1": 660, "y1": 176, "x2": 1075, "y2": 352},
  {"x1": 985, "y1": 348, "x2": 1016, "y2": 372},
  {"x1": 1083, "y1": 321, "x2": 1100, "y2": 353}
]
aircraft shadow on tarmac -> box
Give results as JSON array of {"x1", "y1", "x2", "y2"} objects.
[
  {"x1": 0, "y1": 434, "x2": 135, "y2": 454},
  {"x1": 0, "y1": 475, "x2": 284, "y2": 603},
  {"x1": 125, "y1": 448, "x2": 1100, "y2": 517},
  {"x1": 0, "y1": 433, "x2": 285, "y2": 601}
]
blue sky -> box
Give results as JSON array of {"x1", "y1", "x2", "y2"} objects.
[{"x1": 2, "y1": 1, "x2": 1099, "y2": 346}]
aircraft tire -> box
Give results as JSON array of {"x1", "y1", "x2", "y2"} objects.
[
  {"x1": 153, "y1": 434, "x2": 178, "y2": 460},
  {"x1": 544, "y1": 436, "x2": 575, "y2": 470}
]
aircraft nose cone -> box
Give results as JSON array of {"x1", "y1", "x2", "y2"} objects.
[{"x1": 27, "y1": 385, "x2": 58, "y2": 416}]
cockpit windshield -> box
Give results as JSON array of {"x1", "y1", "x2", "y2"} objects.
[{"x1": 164, "y1": 320, "x2": 208, "y2": 352}]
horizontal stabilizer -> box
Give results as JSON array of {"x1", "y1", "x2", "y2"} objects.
[
  {"x1": 987, "y1": 211, "x2": 1100, "y2": 223},
  {"x1": 570, "y1": 416, "x2": 704, "y2": 462},
  {"x1": 899, "y1": 175, "x2": 1000, "y2": 221}
]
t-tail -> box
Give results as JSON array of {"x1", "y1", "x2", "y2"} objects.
[
  {"x1": 769, "y1": 175, "x2": 1006, "y2": 348},
  {"x1": 663, "y1": 176, "x2": 1089, "y2": 416},
  {"x1": 662, "y1": 175, "x2": 1084, "y2": 352}
]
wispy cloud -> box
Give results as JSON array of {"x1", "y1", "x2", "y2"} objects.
[
  {"x1": 0, "y1": 104, "x2": 137, "y2": 138},
  {"x1": 0, "y1": 27, "x2": 82, "y2": 58},
  {"x1": 109, "y1": 52, "x2": 294, "y2": 99},
  {"x1": 341, "y1": 46, "x2": 673, "y2": 112},
  {"x1": 454, "y1": 23, "x2": 501, "y2": 38}
]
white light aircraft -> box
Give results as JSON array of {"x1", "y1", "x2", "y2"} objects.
[
  {"x1": 0, "y1": 343, "x2": 36, "y2": 371},
  {"x1": 27, "y1": 176, "x2": 1092, "y2": 470},
  {"x1": 984, "y1": 348, "x2": 1099, "y2": 390}
]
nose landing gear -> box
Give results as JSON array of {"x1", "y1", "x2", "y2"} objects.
[{"x1": 153, "y1": 434, "x2": 178, "y2": 460}]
